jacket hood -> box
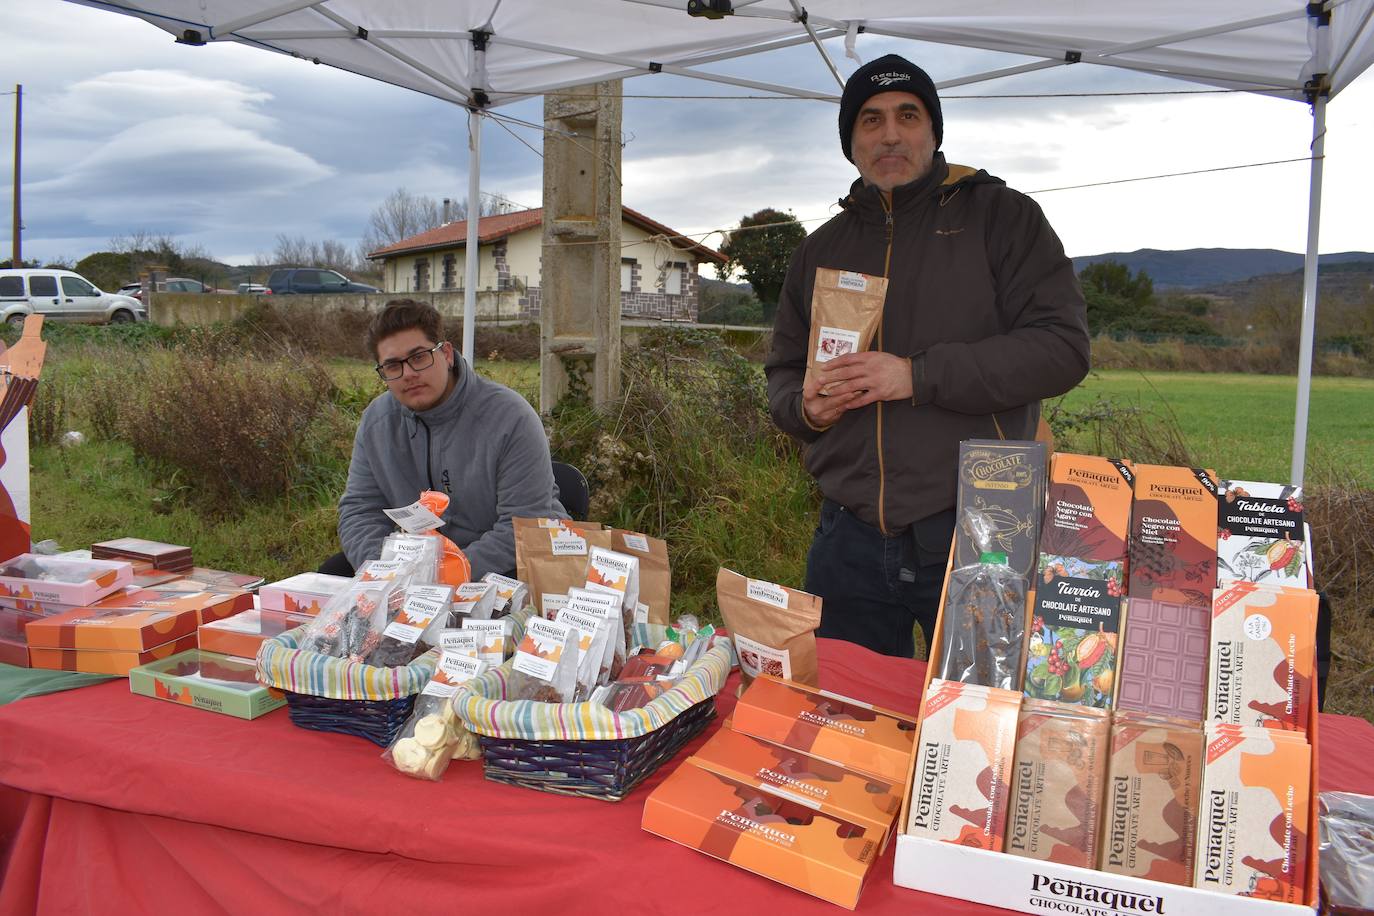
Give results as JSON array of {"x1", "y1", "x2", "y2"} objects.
[{"x1": 840, "y1": 153, "x2": 1005, "y2": 223}]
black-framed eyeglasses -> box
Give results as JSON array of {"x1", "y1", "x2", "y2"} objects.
[{"x1": 375, "y1": 343, "x2": 445, "y2": 381}]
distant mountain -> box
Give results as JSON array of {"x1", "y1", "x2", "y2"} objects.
[{"x1": 1071, "y1": 248, "x2": 1374, "y2": 289}]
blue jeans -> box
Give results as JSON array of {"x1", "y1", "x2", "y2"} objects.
[{"x1": 804, "y1": 500, "x2": 953, "y2": 659}]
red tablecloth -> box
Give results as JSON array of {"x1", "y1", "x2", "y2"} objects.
[{"x1": 2, "y1": 639, "x2": 1372, "y2": 915}]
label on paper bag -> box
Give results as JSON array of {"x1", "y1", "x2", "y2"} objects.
[
  {"x1": 815, "y1": 326, "x2": 860, "y2": 363},
  {"x1": 541, "y1": 593, "x2": 570, "y2": 619},
  {"x1": 549, "y1": 529, "x2": 588, "y2": 556},
  {"x1": 421, "y1": 651, "x2": 486, "y2": 697},
  {"x1": 621, "y1": 533, "x2": 650, "y2": 553},
  {"x1": 734, "y1": 633, "x2": 791, "y2": 680},
  {"x1": 439, "y1": 629, "x2": 481, "y2": 658},
  {"x1": 746, "y1": 579, "x2": 789, "y2": 610},
  {"x1": 383, "y1": 585, "x2": 452, "y2": 644},
  {"x1": 513, "y1": 618, "x2": 573, "y2": 681},
  {"x1": 383, "y1": 500, "x2": 445, "y2": 534}
]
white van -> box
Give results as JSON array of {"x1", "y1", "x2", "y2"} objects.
[{"x1": 0, "y1": 269, "x2": 147, "y2": 327}]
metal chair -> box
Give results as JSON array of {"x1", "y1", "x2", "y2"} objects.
[{"x1": 551, "y1": 460, "x2": 590, "y2": 522}]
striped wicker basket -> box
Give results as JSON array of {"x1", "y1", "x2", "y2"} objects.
[
  {"x1": 256, "y1": 627, "x2": 439, "y2": 747},
  {"x1": 453, "y1": 643, "x2": 731, "y2": 801}
]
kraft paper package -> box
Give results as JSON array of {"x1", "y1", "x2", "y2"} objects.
[
  {"x1": 384, "y1": 650, "x2": 487, "y2": 780},
  {"x1": 1004, "y1": 699, "x2": 1111, "y2": 869},
  {"x1": 513, "y1": 518, "x2": 613, "y2": 618},
  {"x1": 804, "y1": 268, "x2": 888, "y2": 395},
  {"x1": 716, "y1": 568, "x2": 822, "y2": 689},
  {"x1": 611, "y1": 529, "x2": 672, "y2": 625}
]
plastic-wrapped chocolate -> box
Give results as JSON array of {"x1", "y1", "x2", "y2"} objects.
[
  {"x1": 384, "y1": 651, "x2": 487, "y2": 780},
  {"x1": 366, "y1": 585, "x2": 453, "y2": 667},
  {"x1": 936, "y1": 509, "x2": 1030, "y2": 691},
  {"x1": 505, "y1": 617, "x2": 580, "y2": 703}
]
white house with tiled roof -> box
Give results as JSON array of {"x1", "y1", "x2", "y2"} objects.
[{"x1": 366, "y1": 206, "x2": 726, "y2": 322}]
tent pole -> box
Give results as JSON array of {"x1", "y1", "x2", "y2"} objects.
[
  {"x1": 462, "y1": 108, "x2": 482, "y2": 367},
  {"x1": 1290, "y1": 92, "x2": 1326, "y2": 487}
]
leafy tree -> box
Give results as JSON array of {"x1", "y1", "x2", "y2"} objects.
[
  {"x1": 719, "y1": 208, "x2": 807, "y2": 322},
  {"x1": 1079, "y1": 260, "x2": 1154, "y2": 306}
]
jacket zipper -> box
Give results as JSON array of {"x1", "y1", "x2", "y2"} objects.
[
  {"x1": 877, "y1": 195, "x2": 895, "y2": 536},
  {"x1": 417, "y1": 416, "x2": 436, "y2": 490}
]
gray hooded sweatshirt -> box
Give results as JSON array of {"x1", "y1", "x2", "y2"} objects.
[{"x1": 337, "y1": 356, "x2": 567, "y2": 579}]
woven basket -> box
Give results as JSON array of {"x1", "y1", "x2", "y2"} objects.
[
  {"x1": 454, "y1": 643, "x2": 731, "y2": 801},
  {"x1": 256, "y1": 625, "x2": 439, "y2": 747}
]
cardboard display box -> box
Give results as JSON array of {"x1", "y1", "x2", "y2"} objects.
[
  {"x1": 893, "y1": 503, "x2": 1322, "y2": 916},
  {"x1": 29, "y1": 633, "x2": 200, "y2": 676},
  {"x1": 129, "y1": 649, "x2": 285, "y2": 719},
  {"x1": 258, "y1": 572, "x2": 351, "y2": 616},
  {"x1": 198, "y1": 608, "x2": 310, "y2": 658},
  {"x1": 732, "y1": 676, "x2": 917, "y2": 784},
  {"x1": 0, "y1": 316, "x2": 47, "y2": 564},
  {"x1": 0, "y1": 635, "x2": 28, "y2": 668},
  {"x1": 643, "y1": 759, "x2": 884, "y2": 910},
  {"x1": 689, "y1": 724, "x2": 903, "y2": 846},
  {"x1": 0, "y1": 554, "x2": 134, "y2": 606}
]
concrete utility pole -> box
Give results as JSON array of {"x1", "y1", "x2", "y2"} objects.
[
  {"x1": 539, "y1": 81, "x2": 622, "y2": 412},
  {"x1": 11, "y1": 85, "x2": 20, "y2": 268}
]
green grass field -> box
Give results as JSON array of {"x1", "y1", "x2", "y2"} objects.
[{"x1": 1058, "y1": 370, "x2": 1374, "y2": 486}]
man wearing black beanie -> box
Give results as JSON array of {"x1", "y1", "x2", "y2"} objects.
[{"x1": 765, "y1": 54, "x2": 1090, "y2": 660}]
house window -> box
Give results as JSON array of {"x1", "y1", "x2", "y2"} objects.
[
  {"x1": 414, "y1": 258, "x2": 430, "y2": 292},
  {"x1": 443, "y1": 255, "x2": 456, "y2": 290},
  {"x1": 664, "y1": 263, "x2": 684, "y2": 296},
  {"x1": 621, "y1": 259, "x2": 635, "y2": 293}
]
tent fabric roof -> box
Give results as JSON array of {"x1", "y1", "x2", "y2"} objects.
[
  {"x1": 366, "y1": 205, "x2": 728, "y2": 264},
  {"x1": 69, "y1": 1, "x2": 1374, "y2": 105}
]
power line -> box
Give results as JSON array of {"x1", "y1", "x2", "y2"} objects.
[
  {"x1": 1025, "y1": 155, "x2": 1316, "y2": 195},
  {"x1": 486, "y1": 87, "x2": 1263, "y2": 101}
]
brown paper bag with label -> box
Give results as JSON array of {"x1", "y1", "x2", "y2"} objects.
[
  {"x1": 513, "y1": 519, "x2": 613, "y2": 618},
  {"x1": 804, "y1": 267, "x2": 888, "y2": 395},
  {"x1": 611, "y1": 529, "x2": 672, "y2": 625},
  {"x1": 716, "y1": 567, "x2": 822, "y2": 689}
]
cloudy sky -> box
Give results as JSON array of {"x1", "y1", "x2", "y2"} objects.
[{"x1": 3, "y1": 0, "x2": 1372, "y2": 278}]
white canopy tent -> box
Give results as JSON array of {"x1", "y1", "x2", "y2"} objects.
[{"x1": 67, "y1": 0, "x2": 1374, "y2": 485}]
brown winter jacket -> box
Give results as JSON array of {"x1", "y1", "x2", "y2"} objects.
[{"x1": 765, "y1": 154, "x2": 1090, "y2": 535}]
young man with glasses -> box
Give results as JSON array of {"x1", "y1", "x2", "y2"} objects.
[{"x1": 324, "y1": 299, "x2": 567, "y2": 579}]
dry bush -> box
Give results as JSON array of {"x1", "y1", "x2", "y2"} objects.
[
  {"x1": 228, "y1": 301, "x2": 377, "y2": 360},
  {"x1": 1305, "y1": 476, "x2": 1374, "y2": 721},
  {"x1": 27, "y1": 377, "x2": 69, "y2": 448},
  {"x1": 467, "y1": 323, "x2": 539, "y2": 361},
  {"x1": 121, "y1": 350, "x2": 335, "y2": 503},
  {"x1": 1089, "y1": 336, "x2": 1303, "y2": 375},
  {"x1": 1044, "y1": 394, "x2": 1197, "y2": 467}
]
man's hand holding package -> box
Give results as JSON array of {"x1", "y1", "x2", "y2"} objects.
[{"x1": 803, "y1": 351, "x2": 914, "y2": 427}]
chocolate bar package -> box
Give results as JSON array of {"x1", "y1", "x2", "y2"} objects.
[
  {"x1": 954, "y1": 440, "x2": 1047, "y2": 580},
  {"x1": 642, "y1": 760, "x2": 884, "y2": 910},
  {"x1": 1194, "y1": 724, "x2": 1311, "y2": 902},
  {"x1": 906, "y1": 679, "x2": 1021, "y2": 850},
  {"x1": 1128, "y1": 465, "x2": 1220, "y2": 606},
  {"x1": 1208, "y1": 582, "x2": 1317, "y2": 733},
  {"x1": 1038, "y1": 453, "x2": 1134, "y2": 564},
  {"x1": 1099, "y1": 712, "x2": 1204, "y2": 887},
  {"x1": 1024, "y1": 560, "x2": 1124, "y2": 708},
  {"x1": 1216, "y1": 480, "x2": 1307, "y2": 587},
  {"x1": 1004, "y1": 699, "x2": 1110, "y2": 868},
  {"x1": 1116, "y1": 597, "x2": 1210, "y2": 721}
]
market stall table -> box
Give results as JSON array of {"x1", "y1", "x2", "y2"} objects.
[{"x1": 2, "y1": 639, "x2": 1373, "y2": 915}]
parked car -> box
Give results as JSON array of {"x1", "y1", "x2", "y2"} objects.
[
  {"x1": 236, "y1": 283, "x2": 269, "y2": 295},
  {"x1": 116, "y1": 281, "x2": 143, "y2": 297},
  {"x1": 0, "y1": 269, "x2": 147, "y2": 326},
  {"x1": 266, "y1": 268, "x2": 379, "y2": 295}
]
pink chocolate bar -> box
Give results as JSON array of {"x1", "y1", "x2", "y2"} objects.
[{"x1": 1116, "y1": 598, "x2": 1209, "y2": 721}]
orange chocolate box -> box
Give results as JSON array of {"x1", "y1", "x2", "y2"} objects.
[
  {"x1": 731, "y1": 676, "x2": 917, "y2": 783},
  {"x1": 199, "y1": 608, "x2": 311, "y2": 659},
  {"x1": 689, "y1": 725, "x2": 903, "y2": 844},
  {"x1": 93, "y1": 587, "x2": 252, "y2": 627},
  {"x1": 28, "y1": 633, "x2": 200, "y2": 676},
  {"x1": 642, "y1": 759, "x2": 884, "y2": 910},
  {"x1": 25, "y1": 596, "x2": 209, "y2": 652}
]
